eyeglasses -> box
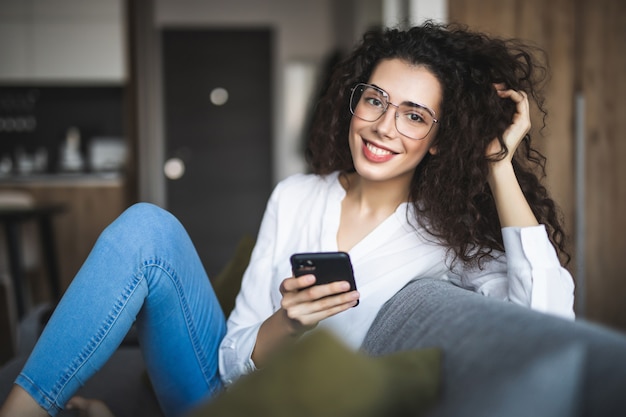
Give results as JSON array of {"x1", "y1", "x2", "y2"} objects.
[{"x1": 349, "y1": 83, "x2": 439, "y2": 140}]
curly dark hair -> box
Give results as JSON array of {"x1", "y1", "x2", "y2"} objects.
[{"x1": 305, "y1": 21, "x2": 569, "y2": 267}]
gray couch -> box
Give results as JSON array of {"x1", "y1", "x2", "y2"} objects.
[
  {"x1": 2, "y1": 278, "x2": 626, "y2": 416},
  {"x1": 362, "y1": 278, "x2": 626, "y2": 417}
]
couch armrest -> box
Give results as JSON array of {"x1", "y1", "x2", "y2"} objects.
[{"x1": 362, "y1": 278, "x2": 626, "y2": 417}]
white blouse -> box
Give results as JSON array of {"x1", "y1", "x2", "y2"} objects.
[{"x1": 218, "y1": 172, "x2": 575, "y2": 386}]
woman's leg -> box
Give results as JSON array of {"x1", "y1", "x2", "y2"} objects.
[{"x1": 3, "y1": 203, "x2": 226, "y2": 417}]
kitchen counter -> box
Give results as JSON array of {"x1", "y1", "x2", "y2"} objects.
[
  {"x1": 0, "y1": 175, "x2": 128, "y2": 298},
  {"x1": 0, "y1": 172, "x2": 124, "y2": 187}
]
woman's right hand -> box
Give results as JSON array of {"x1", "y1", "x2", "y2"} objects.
[
  {"x1": 251, "y1": 274, "x2": 359, "y2": 367},
  {"x1": 278, "y1": 274, "x2": 360, "y2": 335}
]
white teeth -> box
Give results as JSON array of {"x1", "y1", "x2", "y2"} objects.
[{"x1": 366, "y1": 141, "x2": 392, "y2": 155}]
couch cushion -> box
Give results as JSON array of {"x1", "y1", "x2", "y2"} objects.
[
  {"x1": 362, "y1": 278, "x2": 626, "y2": 417},
  {"x1": 212, "y1": 235, "x2": 255, "y2": 316},
  {"x1": 187, "y1": 330, "x2": 441, "y2": 417}
]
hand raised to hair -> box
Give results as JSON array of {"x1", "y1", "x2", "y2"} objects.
[
  {"x1": 486, "y1": 84, "x2": 531, "y2": 166},
  {"x1": 484, "y1": 84, "x2": 540, "y2": 228}
]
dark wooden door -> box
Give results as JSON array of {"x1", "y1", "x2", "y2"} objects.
[{"x1": 162, "y1": 29, "x2": 273, "y2": 278}]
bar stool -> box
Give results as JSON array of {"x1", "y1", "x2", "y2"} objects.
[{"x1": 0, "y1": 191, "x2": 64, "y2": 320}]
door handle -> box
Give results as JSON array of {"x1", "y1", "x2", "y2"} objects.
[{"x1": 164, "y1": 157, "x2": 185, "y2": 180}]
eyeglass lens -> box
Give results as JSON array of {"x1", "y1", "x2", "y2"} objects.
[{"x1": 350, "y1": 84, "x2": 436, "y2": 140}]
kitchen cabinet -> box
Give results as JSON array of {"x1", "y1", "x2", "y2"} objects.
[
  {"x1": 0, "y1": 0, "x2": 125, "y2": 83},
  {"x1": 0, "y1": 176, "x2": 128, "y2": 301}
]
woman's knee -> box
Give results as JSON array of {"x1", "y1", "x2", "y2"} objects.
[
  {"x1": 103, "y1": 202, "x2": 187, "y2": 245},
  {"x1": 121, "y1": 202, "x2": 173, "y2": 223}
]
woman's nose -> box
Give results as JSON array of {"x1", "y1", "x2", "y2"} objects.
[{"x1": 374, "y1": 104, "x2": 399, "y2": 137}]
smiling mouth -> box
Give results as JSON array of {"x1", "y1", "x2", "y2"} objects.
[{"x1": 364, "y1": 139, "x2": 397, "y2": 156}]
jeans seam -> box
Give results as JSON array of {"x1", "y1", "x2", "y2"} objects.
[
  {"x1": 142, "y1": 258, "x2": 220, "y2": 395},
  {"x1": 48, "y1": 271, "x2": 145, "y2": 406},
  {"x1": 15, "y1": 373, "x2": 62, "y2": 415}
]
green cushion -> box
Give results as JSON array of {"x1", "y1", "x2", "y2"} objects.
[
  {"x1": 212, "y1": 235, "x2": 256, "y2": 316},
  {"x1": 187, "y1": 330, "x2": 441, "y2": 417}
]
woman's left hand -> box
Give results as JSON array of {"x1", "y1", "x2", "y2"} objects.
[
  {"x1": 485, "y1": 84, "x2": 539, "y2": 228},
  {"x1": 486, "y1": 85, "x2": 531, "y2": 166}
]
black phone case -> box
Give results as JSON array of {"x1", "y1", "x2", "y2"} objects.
[{"x1": 290, "y1": 252, "x2": 358, "y2": 293}]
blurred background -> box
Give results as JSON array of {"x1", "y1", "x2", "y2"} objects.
[{"x1": 0, "y1": 0, "x2": 624, "y2": 363}]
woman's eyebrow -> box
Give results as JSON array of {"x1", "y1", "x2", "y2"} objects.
[
  {"x1": 370, "y1": 82, "x2": 435, "y2": 111},
  {"x1": 396, "y1": 96, "x2": 432, "y2": 110},
  {"x1": 369, "y1": 83, "x2": 387, "y2": 95},
  {"x1": 371, "y1": 83, "x2": 430, "y2": 107},
  {"x1": 403, "y1": 101, "x2": 425, "y2": 108}
]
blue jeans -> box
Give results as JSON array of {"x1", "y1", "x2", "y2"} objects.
[{"x1": 15, "y1": 203, "x2": 227, "y2": 417}]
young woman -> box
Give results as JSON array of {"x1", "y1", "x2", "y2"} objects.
[{"x1": 1, "y1": 22, "x2": 574, "y2": 417}]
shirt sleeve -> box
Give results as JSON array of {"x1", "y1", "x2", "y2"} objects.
[
  {"x1": 218, "y1": 182, "x2": 282, "y2": 386},
  {"x1": 458, "y1": 225, "x2": 575, "y2": 319}
]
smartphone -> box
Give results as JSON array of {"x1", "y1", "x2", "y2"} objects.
[{"x1": 290, "y1": 251, "x2": 358, "y2": 306}]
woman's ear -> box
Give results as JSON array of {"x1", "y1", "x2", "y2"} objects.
[{"x1": 428, "y1": 146, "x2": 438, "y2": 155}]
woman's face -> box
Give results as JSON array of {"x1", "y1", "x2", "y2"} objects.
[{"x1": 348, "y1": 58, "x2": 442, "y2": 186}]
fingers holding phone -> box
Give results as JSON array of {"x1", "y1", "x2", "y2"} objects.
[
  {"x1": 278, "y1": 252, "x2": 360, "y2": 330},
  {"x1": 280, "y1": 279, "x2": 359, "y2": 331},
  {"x1": 281, "y1": 274, "x2": 358, "y2": 310}
]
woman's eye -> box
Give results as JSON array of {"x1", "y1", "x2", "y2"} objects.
[
  {"x1": 365, "y1": 97, "x2": 384, "y2": 108},
  {"x1": 406, "y1": 112, "x2": 425, "y2": 123}
]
